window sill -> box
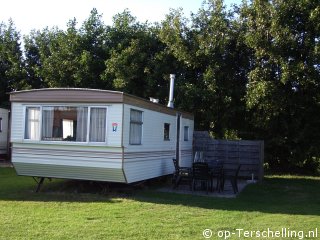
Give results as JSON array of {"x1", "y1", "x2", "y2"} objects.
[{"x1": 22, "y1": 139, "x2": 108, "y2": 146}]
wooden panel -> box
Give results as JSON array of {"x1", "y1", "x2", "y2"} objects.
[{"x1": 193, "y1": 131, "x2": 264, "y2": 180}]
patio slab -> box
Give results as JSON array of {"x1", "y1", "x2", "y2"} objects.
[{"x1": 157, "y1": 180, "x2": 251, "y2": 198}]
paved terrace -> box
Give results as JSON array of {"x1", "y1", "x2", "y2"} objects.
[{"x1": 158, "y1": 179, "x2": 254, "y2": 198}]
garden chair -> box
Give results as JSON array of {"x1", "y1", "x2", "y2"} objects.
[
  {"x1": 208, "y1": 160, "x2": 224, "y2": 192},
  {"x1": 192, "y1": 162, "x2": 211, "y2": 194},
  {"x1": 222, "y1": 164, "x2": 242, "y2": 194},
  {"x1": 172, "y1": 158, "x2": 192, "y2": 189}
]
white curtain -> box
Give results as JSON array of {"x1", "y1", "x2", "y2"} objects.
[
  {"x1": 76, "y1": 107, "x2": 88, "y2": 142},
  {"x1": 129, "y1": 109, "x2": 142, "y2": 145},
  {"x1": 25, "y1": 107, "x2": 40, "y2": 140},
  {"x1": 42, "y1": 107, "x2": 54, "y2": 140},
  {"x1": 89, "y1": 108, "x2": 106, "y2": 142}
]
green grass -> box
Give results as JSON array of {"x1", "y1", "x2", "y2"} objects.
[{"x1": 0, "y1": 168, "x2": 319, "y2": 240}]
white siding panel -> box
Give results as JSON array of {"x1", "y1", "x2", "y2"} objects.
[
  {"x1": 106, "y1": 104, "x2": 123, "y2": 147},
  {"x1": 10, "y1": 103, "x2": 24, "y2": 142},
  {"x1": 180, "y1": 117, "x2": 194, "y2": 167},
  {"x1": 123, "y1": 104, "x2": 177, "y2": 152},
  {"x1": 123, "y1": 151, "x2": 175, "y2": 183},
  {"x1": 0, "y1": 108, "x2": 9, "y2": 154},
  {"x1": 13, "y1": 162, "x2": 125, "y2": 182},
  {"x1": 11, "y1": 103, "x2": 123, "y2": 147},
  {"x1": 122, "y1": 104, "x2": 194, "y2": 182},
  {"x1": 12, "y1": 143, "x2": 125, "y2": 182}
]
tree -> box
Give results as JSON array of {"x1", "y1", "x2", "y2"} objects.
[
  {"x1": 39, "y1": 20, "x2": 82, "y2": 87},
  {"x1": 243, "y1": 0, "x2": 320, "y2": 172},
  {"x1": 78, "y1": 8, "x2": 109, "y2": 89},
  {"x1": 102, "y1": 10, "x2": 177, "y2": 101},
  {"x1": 24, "y1": 29, "x2": 52, "y2": 89},
  {"x1": 160, "y1": 0, "x2": 249, "y2": 136},
  {"x1": 0, "y1": 20, "x2": 26, "y2": 107}
]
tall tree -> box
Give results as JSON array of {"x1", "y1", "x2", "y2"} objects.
[
  {"x1": 40, "y1": 20, "x2": 82, "y2": 87},
  {"x1": 160, "y1": 0, "x2": 249, "y2": 136},
  {"x1": 24, "y1": 29, "x2": 52, "y2": 89},
  {"x1": 102, "y1": 10, "x2": 177, "y2": 101},
  {"x1": 78, "y1": 8, "x2": 109, "y2": 89},
  {"x1": 0, "y1": 20, "x2": 26, "y2": 106},
  {"x1": 243, "y1": 0, "x2": 320, "y2": 171}
]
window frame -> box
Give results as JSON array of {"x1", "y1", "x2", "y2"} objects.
[
  {"x1": 129, "y1": 109, "x2": 143, "y2": 145},
  {"x1": 164, "y1": 123, "x2": 170, "y2": 141},
  {"x1": 89, "y1": 107, "x2": 108, "y2": 144},
  {"x1": 23, "y1": 105, "x2": 108, "y2": 144},
  {"x1": 24, "y1": 106, "x2": 41, "y2": 141},
  {"x1": 184, "y1": 126, "x2": 189, "y2": 141}
]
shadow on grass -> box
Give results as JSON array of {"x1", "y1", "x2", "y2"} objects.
[
  {"x1": 1, "y1": 167, "x2": 319, "y2": 216},
  {"x1": 0, "y1": 168, "x2": 132, "y2": 204},
  {"x1": 134, "y1": 176, "x2": 320, "y2": 216}
]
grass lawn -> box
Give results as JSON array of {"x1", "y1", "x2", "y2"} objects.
[{"x1": 0, "y1": 167, "x2": 319, "y2": 240}]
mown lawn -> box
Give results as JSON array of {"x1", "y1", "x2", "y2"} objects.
[{"x1": 0, "y1": 167, "x2": 319, "y2": 240}]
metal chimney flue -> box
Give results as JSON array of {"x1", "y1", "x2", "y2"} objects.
[{"x1": 167, "y1": 74, "x2": 175, "y2": 108}]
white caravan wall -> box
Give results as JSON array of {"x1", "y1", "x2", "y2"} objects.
[
  {"x1": 11, "y1": 103, "x2": 123, "y2": 147},
  {"x1": 0, "y1": 108, "x2": 9, "y2": 154},
  {"x1": 10, "y1": 102, "x2": 125, "y2": 182},
  {"x1": 122, "y1": 104, "x2": 194, "y2": 183}
]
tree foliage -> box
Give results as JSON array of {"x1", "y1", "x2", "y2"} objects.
[
  {"x1": 0, "y1": 0, "x2": 319, "y2": 173},
  {"x1": 243, "y1": 0, "x2": 320, "y2": 172},
  {"x1": 0, "y1": 20, "x2": 26, "y2": 107}
]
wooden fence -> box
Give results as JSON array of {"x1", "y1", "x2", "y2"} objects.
[{"x1": 193, "y1": 131, "x2": 264, "y2": 181}]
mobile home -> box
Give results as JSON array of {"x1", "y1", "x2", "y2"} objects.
[
  {"x1": 10, "y1": 88, "x2": 194, "y2": 183},
  {"x1": 0, "y1": 108, "x2": 9, "y2": 156}
]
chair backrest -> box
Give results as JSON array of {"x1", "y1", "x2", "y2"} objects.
[
  {"x1": 212, "y1": 166, "x2": 223, "y2": 175},
  {"x1": 193, "y1": 162, "x2": 210, "y2": 179},
  {"x1": 194, "y1": 151, "x2": 205, "y2": 163}
]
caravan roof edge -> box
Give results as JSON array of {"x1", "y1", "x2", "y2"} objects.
[{"x1": 10, "y1": 88, "x2": 194, "y2": 120}]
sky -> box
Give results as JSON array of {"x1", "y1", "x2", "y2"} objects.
[{"x1": 0, "y1": 0, "x2": 242, "y2": 36}]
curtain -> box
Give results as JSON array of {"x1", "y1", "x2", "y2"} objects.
[
  {"x1": 129, "y1": 109, "x2": 142, "y2": 145},
  {"x1": 42, "y1": 107, "x2": 54, "y2": 140},
  {"x1": 25, "y1": 107, "x2": 40, "y2": 140},
  {"x1": 89, "y1": 108, "x2": 106, "y2": 142},
  {"x1": 76, "y1": 107, "x2": 88, "y2": 142}
]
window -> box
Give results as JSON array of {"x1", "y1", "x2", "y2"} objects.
[
  {"x1": 129, "y1": 109, "x2": 143, "y2": 145},
  {"x1": 164, "y1": 123, "x2": 170, "y2": 141},
  {"x1": 0, "y1": 117, "x2": 2, "y2": 132},
  {"x1": 24, "y1": 106, "x2": 107, "y2": 143},
  {"x1": 89, "y1": 108, "x2": 107, "y2": 142},
  {"x1": 184, "y1": 126, "x2": 189, "y2": 141},
  {"x1": 25, "y1": 107, "x2": 40, "y2": 140},
  {"x1": 42, "y1": 107, "x2": 88, "y2": 142}
]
